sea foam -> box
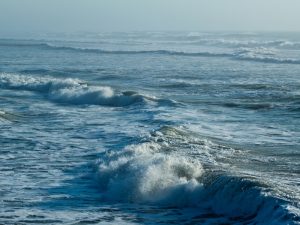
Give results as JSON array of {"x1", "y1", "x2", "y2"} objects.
[
  {"x1": 0, "y1": 73, "x2": 155, "y2": 107},
  {"x1": 234, "y1": 47, "x2": 300, "y2": 64},
  {"x1": 95, "y1": 127, "x2": 299, "y2": 224}
]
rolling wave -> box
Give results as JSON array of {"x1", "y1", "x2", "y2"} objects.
[
  {"x1": 0, "y1": 40, "x2": 230, "y2": 57},
  {"x1": 1, "y1": 39, "x2": 300, "y2": 65},
  {"x1": 36, "y1": 44, "x2": 300, "y2": 64},
  {"x1": 0, "y1": 73, "x2": 173, "y2": 107},
  {"x1": 191, "y1": 38, "x2": 300, "y2": 49},
  {"x1": 234, "y1": 47, "x2": 300, "y2": 64},
  {"x1": 95, "y1": 126, "x2": 299, "y2": 224},
  {"x1": 41, "y1": 43, "x2": 233, "y2": 58}
]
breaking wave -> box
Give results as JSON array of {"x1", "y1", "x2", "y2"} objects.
[
  {"x1": 191, "y1": 38, "x2": 300, "y2": 49},
  {"x1": 38, "y1": 44, "x2": 300, "y2": 64},
  {"x1": 95, "y1": 126, "x2": 299, "y2": 224},
  {"x1": 39, "y1": 43, "x2": 233, "y2": 58},
  {"x1": 37, "y1": 44, "x2": 300, "y2": 65},
  {"x1": 0, "y1": 73, "x2": 172, "y2": 107},
  {"x1": 234, "y1": 47, "x2": 300, "y2": 64},
  {"x1": 1, "y1": 40, "x2": 300, "y2": 65},
  {"x1": 0, "y1": 40, "x2": 230, "y2": 57}
]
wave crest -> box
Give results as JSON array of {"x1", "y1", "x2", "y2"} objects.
[
  {"x1": 43, "y1": 44, "x2": 300, "y2": 65},
  {"x1": 0, "y1": 73, "x2": 165, "y2": 107},
  {"x1": 96, "y1": 142, "x2": 204, "y2": 204},
  {"x1": 2, "y1": 40, "x2": 300, "y2": 65},
  {"x1": 95, "y1": 127, "x2": 299, "y2": 224},
  {"x1": 234, "y1": 47, "x2": 300, "y2": 64}
]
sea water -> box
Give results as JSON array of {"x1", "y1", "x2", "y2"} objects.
[{"x1": 0, "y1": 32, "x2": 299, "y2": 224}]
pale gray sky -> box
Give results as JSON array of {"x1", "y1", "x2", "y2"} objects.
[{"x1": 0, "y1": 0, "x2": 300, "y2": 34}]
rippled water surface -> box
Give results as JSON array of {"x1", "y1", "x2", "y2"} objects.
[{"x1": 0, "y1": 32, "x2": 300, "y2": 224}]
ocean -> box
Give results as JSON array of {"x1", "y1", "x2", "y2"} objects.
[{"x1": 0, "y1": 31, "x2": 299, "y2": 224}]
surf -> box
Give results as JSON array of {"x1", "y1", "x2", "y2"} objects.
[
  {"x1": 0, "y1": 73, "x2": 176, "y2": 107},
  {"x1": 95, "y1": 126, "x2": 299, "y2": 224}
]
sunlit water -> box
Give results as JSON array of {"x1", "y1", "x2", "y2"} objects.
[{"x1": 0, "y1": 32, "x2": 300, "y2": 224}]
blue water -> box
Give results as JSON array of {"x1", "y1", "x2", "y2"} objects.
[{"x1": 0, "y1": 32, "x2": 300, "y2": 224}]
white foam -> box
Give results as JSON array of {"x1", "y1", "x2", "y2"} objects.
[
  {"x1": 96, "y1": 142, "x2": 204, "y2": 205},
  {"x1": 0, "y1": 73, "x2": 146, "y2": 107},
  {"x1": 234, "y1": 47, "x2": 300, "y2": 64},
  {"x1": 95, "y1": 128, "x2": 299, "y2": 224}
]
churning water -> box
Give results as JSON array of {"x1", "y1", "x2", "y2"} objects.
[{"x1": 0, "y1": 32, "x2": 300, "y2": 224}]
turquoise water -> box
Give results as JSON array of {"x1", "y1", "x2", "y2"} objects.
[{"x1": 0, "y1": 32, "x2": 299, "y2": 224}]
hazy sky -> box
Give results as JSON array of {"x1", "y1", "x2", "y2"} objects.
[{"x1": 0, "y1": 0, "x2": 300, "y2": 34}]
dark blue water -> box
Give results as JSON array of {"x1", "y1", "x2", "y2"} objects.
[{"x1": 0, "y1": 32, "x2": 299, "y2": 224}]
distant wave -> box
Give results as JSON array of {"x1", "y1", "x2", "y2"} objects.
[
  {"x1": 0, "y1": 40, "x2": 225, "y2": 56},
  {"x1": 0, "y1": 73, "x2": 174, "y2": 107},
  {"x1": 32, "y1": 43, "x2": 300, "y2": 64},
  {"x1": 95, "y1": 126, "x2": 299, "y2": 224},
  {"x1": 41, "y1": 43, "x2": 234, "y2": 58},
  {"x1": 1, "y1": 40, "x2": 300, "y2": 65},
  {"x1": 191, "y1": 38, "x2": 300, "y2": 49},
  {"x1": 36, "y1": 44, "x2": 300, "y2": 65},
  {"x1": 233, "y1": 47, "x2": 300, "y2": 64},
  {"x1": 236, "y1": 56, "x2": 300, "y2": 64}
]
